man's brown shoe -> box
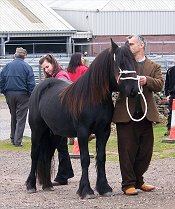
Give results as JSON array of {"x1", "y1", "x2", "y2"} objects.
[
  {"x1": 123, "y1": 187, "x2": 138, "y2": 195},
  {"x1": 139, "y1": 184, "x2": 155, "y2": 191}
]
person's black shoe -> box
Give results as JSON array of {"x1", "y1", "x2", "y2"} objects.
[
  {"x1": 164, "y1": 130, "x2": 170, "y2": 136},
  {"x1": 10, "y1": 138, "x2": 15, "y2": 145},
  {"x1": 52, "y1": 180, "x2": 68, "y2": 186},
  {"x1": 15, "y1": 144, "x2": 23, "y2": 147}
]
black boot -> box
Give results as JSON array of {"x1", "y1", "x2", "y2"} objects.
[{"x1": 164, "y1": 130, "x2": 170, "y2": 136}]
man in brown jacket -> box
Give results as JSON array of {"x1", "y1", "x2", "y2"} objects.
[{"x1": 112, "y1": 35, "x2": 164, "y2": 195}]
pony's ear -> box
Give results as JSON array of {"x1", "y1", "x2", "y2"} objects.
[{"x1": 110, "y1": 38, "x2": 119, "y2": 53}]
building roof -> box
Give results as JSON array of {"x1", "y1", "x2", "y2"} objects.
[
  {"x1": 40, "y1": 0, "x2": 175, "y2": 11},
  {"x1": 0, "y1": 0, "x2": 76, "y2": 33}
]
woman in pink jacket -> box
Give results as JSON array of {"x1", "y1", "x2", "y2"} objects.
[
  {"x1": 39, "y1": 54, "x2": 74, "y2": 186},
  {"x1": 39, "y1": 54, "x2": 70, "y2": 80}
]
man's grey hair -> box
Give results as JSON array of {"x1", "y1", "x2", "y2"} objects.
[{"x1": 127, "y1": 35, "x2": 147, "y2": 48}]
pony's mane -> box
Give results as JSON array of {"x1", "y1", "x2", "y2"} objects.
[
  {"x1": 59, "y1": 45, "x2": 135, "y2": 119},
  {"x1": 60, "y1": 48, "x2": 114, "y2": 119}
]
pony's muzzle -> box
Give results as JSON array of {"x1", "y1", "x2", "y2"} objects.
[{"x1": 130, "y1": 86, "x2": 139, "y2": 97}]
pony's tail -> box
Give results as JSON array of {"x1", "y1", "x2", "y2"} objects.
[{"x1": 36, "y1": 129, "x2": 56, "y2": 189}]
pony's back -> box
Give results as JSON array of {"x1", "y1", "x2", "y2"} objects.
[{"x1": 28, "y1": 78, "x2": 71, "y2": 127}]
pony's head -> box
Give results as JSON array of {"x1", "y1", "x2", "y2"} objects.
[{"x1": 111, "y1": 39, "x2": 139, "y2": 97}]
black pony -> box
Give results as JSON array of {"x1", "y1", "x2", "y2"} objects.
[{"x1": 26, "y1": 40, "x2": 138, "y2": 199}]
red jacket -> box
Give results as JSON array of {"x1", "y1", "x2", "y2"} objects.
[{"x1": 67, "y1": 65, "x2": 88, "y2": 82}]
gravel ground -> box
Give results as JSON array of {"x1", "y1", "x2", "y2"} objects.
[
  {"x1": 1, "y1": 96, "x2": 175, "y2": 209},
  {"x1": 1, "y1": 151, "x2": 175, "y2": 209}
]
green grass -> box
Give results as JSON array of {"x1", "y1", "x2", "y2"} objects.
[
  {"x1": 0, "y1": 136, "x2": 31, "y2": 151},
  {"x1": 153, "y1": 124, "x2": 175, "y2": 159},
  {"x1": 1, "y1": 124, "x2": 175, "y2": 160}
]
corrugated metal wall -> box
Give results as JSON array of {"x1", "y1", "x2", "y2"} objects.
[
  {"x1": 0, "y1": 0, "x2": 75, "y2": 32},
  {"x1": 56, "y1": 10, "x2": 175, "y2": 35},
  {"x1": 40, "y1": 0, "x2": 175, "y2": 11}
]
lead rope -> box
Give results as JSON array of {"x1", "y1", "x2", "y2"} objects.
[{"x1": 126, "y1": 76, "x2": 148, "y2": 122}]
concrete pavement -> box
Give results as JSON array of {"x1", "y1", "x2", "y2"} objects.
[{"x1": 0, "y1": 102, "x2": 31, "y2": 140}]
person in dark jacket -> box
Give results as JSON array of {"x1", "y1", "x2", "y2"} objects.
[
  {"x1": 0, "y1": 47, "x2": 35, "y2": 146},
  {"x1": 164, "y1": 66, "x2": 175, "y2": 136}
]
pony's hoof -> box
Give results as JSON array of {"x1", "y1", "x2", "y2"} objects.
[
  {"x1": 101, "y1": 191, "x2": 113, "y2": 197},
  {"x1": 83, "y1": 194, "x2": 96, "y2": 199},
  {"x1": 43, "y1": 187, "x2": 54, "y2": 191},
  {"x1": 27, "y1": 188, "x2": 36, "y2": 194}
]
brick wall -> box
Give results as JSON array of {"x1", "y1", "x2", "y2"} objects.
[{"x1": 91, "y1": 35, "x2": 175, "y2": 56}]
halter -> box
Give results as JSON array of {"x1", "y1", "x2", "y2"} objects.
[
  {"x1": 117, "y1": 67, "x2": 148, "y2": 122},
  {"x1": 117, "y1": 68, "x2": 138, "y2": 83},
  {"x1": 113, "y1": 53, "x2": 147, "y2": 121}
]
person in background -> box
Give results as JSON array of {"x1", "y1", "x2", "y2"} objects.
[
  {"x1": 66, "y1": 52, "x2": 89, "y2": 145},
  {"x1": 39, "y1": 53, "x2": 71, "y2": 80},
  {"x1": 0, "y1": 47, "x2": 35, "y2": 147},
  {"x1": 83, "y1": 51, "x2": 89, "y2": 66},
  {"x1": 66, "y1": 52, "x2": 88, "y2": 82},
  {"x1": 112, "y1": 35, "x2": 164, "y2": 195},
  {"x1": 39, "y1": 54, "x2": 74, "y2": 186},
  {"x1": 164, "y1": 65, "x2": 175, "y2": 136}
]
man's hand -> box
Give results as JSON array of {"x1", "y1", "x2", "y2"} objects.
[{"x1": 138, "y1": 76, "x2": 147, "y2": 86}]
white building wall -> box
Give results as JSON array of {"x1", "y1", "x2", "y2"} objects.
[{"x1": 55, "y1": 10, "x2": 175, "y2": 35}]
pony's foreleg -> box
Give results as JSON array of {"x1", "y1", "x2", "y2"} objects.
[
  {"x1": 95, "y1": 126, "x2": 113, "y2": 196},
  {"x1": 76, "y1": 131, "x2": 95, "y2": 199},
  {"x1": 26, "y1": 135, "x2": 40, "y2": 193}
]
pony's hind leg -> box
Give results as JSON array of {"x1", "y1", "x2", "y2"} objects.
[
  {"x1": 95, "y1": 126, "x2": 113, "y2": 196},
  {"x1": 26, "y1": 126, "x2": 55, "y2": 193},
  {"x1": 41, "y1": 134, "x2": 58, "y2": 191},
  {"x1": 37, "y1": 129, "x2": 56, "y2": 191},
  {"x1": 76, "y1": 130, "x2": 95, "y2": 199},
  {"x1": 26, "y1": 131, "x2": 41, "y2": 193}
]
